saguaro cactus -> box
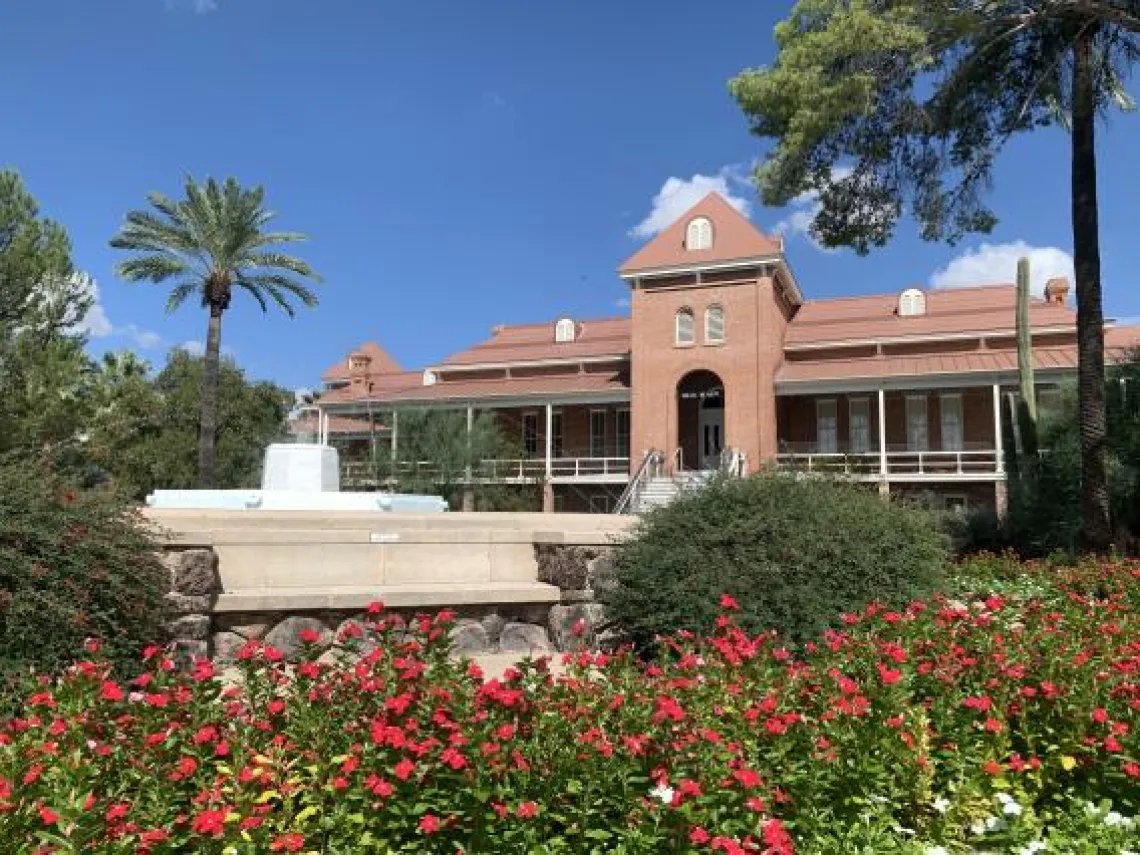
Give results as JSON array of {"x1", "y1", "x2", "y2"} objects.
[{"x1": 1016, "y1": 256, "x2": 1039, "y2": 458}]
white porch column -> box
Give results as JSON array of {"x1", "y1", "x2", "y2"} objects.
[
  {"x1": 544, "y1": 402, "x2": 553, "y2": 479},
  {"x1": 877, "y1": 388, "x2": 888, "y2": 477},
  {"x1": 992, "y1": 383, "x2": 1004, "y2": 474},
  {"x1": 390, "y1": 409, "x2": 398, "y2": 461},
  {"x1": 465, "y1": 405, "x2": 474, "y2": 479}
]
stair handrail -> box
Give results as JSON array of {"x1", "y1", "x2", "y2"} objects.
[
  {"x1": 720, "y1": 447, "x2": 747, "y2": 478},
  {"x1": 614, "y1": 449, "x2": 663, "y2": 514}
]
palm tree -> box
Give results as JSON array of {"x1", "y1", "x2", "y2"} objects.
[{"x1": 110, "y1": 176, "x2": 320, "y2": 488}]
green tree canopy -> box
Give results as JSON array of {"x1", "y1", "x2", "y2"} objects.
[
  {"x1": 377, "y1": 408, "x2": 542, "y2": 511},
  {"x1": 85, "y1": 349, "x2": 294, "y2": 499},
  {"x1": 730, "y1": 0, "x2": 1139, "y2": 550},
  {"x1": 110, "y1": 176, "x2": 320, "y2": 488}
]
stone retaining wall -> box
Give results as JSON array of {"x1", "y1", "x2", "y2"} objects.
[{"x1": 157, "y1": 541, "x2": 620, "y2": 663}]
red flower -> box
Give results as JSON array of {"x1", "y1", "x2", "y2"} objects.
[
  {"x1": 100, "y1": 681, "x2": 124, "y2": 702},
  {"x1": 191, "y1": 808, "x2": 227, "y2": 836},
  {"x1": 298, "y1": 628, "x2": 322, "y2": 644},
  {"x1": 763, "y1": 817, "x2": 794, "y2": 855},
  {"x1": 517, "y1": 801, "x2": 538, "y2": 818},
  {"x1": 419, "y1": 813, "x2": 440, "y2": 834},
  {"x1": 877, "y1": 662, "x2": 902, "y2": 685},
  {"x1": 270, "y1": 833, "x2": 305, "y2": 852},
  {"x1": 1123, "y1": 761, "x2": 1140, "y2": 778},
  {"x1": 690, "y1": 827, "x2": 710, "y2": 844},
  {"x1": 1092, "y1": 707, "x2": 1109, "y2": 724},
  {"x1": 106, "y1": 803, "x2": 130, "y2": 822},
  {"x1": 38, "y1": 806, "x2": 58, "y2": 825},
  {"x1": 394, "y1": 758, "x2": 416, "y2": 781},
  {"x1": 720, "y1": 594, "x2": 740, "y2": 611}
]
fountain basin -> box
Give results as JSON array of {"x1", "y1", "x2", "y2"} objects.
[{"x1": 145, "y1": 489, "x2": 448, "y2": 513}]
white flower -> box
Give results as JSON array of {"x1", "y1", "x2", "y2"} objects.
[
  {"x1": 1018, "y1": 841, "x2": 1047, "y2": 855},
  {"x1": 649, "y1": 784, "x2": 674, "y2": 805},
  {"x1": 1104, "y1": 810, "x2": 1133, "y2": 827},
  {"x1": 924, "y1": 847, "x2": 951, "y2": 855},
  {"x1": 970, "y1": 819, "x2": 987, "y2": 836},
  {"x1": 985, "y1": 815, "x2": 1007, "y2": 832},
  {"x1": 868, "y1": 794, "x2": 890, "y2": 804},
  {"x1": 1002, "y1": 798, "x2": 1024, "y2": 817},
  {"x1": 932, "y1": 796, "x2": 951, "y2": 814}
]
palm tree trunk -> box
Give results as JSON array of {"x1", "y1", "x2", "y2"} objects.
[
  {"x1": 198, "y1": 306, "x2": 223, "y2": 489},
  {"x1": 1071, "y1": 25, "x2": 1112, "y2": 552}
]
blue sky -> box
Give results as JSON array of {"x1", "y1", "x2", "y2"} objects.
[{"x1": 4, "y1": 0, "x2": 1139, "y2": 391}]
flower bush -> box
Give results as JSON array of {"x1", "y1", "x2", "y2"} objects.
[{"x1": 1, "y1": 559, "x2": 1139, "y2": 853}]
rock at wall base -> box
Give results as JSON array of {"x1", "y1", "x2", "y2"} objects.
[
  {"x1": 263, "y1": 616, "x2": 332, "y2": 661},
  {"x1": 498, "y1": 622, "x2": 552, "y2": 655},
  {"x1": 211, "y1": 631, "x2": 246, "y2": 663},
  {"x1": 549, "y1": 603, "x2": 607, "y2": 652},
  {"x1": 450, "y1": 621, "x2": 492, "y2": 655},
  {"x1": 170, "y1": 549, "x2": 221, "y2": 597},
  {"x1": 166, "y1": 614, "x2": 211, "y2": 641}
]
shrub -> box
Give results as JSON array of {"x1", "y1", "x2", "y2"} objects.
[
  {"x1": 605, "y1": 472, "x2": 947, "y2": 643},
  {"x1": 1, "y1": 561, "x2": 1138, "y2": 853},
  {"x1": 0, "y1": 458, "x2": 168, "y2": 690}
]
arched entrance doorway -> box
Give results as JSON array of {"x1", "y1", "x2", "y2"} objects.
[{"x1": 676, "y1": 370, "x2": 725, "y2": 470}]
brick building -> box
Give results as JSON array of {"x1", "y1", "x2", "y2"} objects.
[{"x1": 304, "y1": 193, "x2": 1140, "y2": 512}]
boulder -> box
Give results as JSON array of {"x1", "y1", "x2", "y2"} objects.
[
  {"x1": 586, "y1": 549, "x2": 618, "y2": 598},
  {"x1": 223, "y1": 622, "x2": 271, "y2": 640},
  {"x1": 211, "y1": 631, "x2": 246, "y2": 663},
  {"x1": 166, "y1": 614, "x2": 211, "y2": 641},
  {"x1": 549, "y1": 603, "x2": 607, "y2": 652},
  {"x1": 263, "y1": 617, "x2": 332, "y2": 660},
  {"x1": 536, "y1": 545, "x2": 599, "y2": 590},
  {"x1": 450, "y1": 621, "x2": 491, "y2": 656},
  {"x1": 498, "y1": 622, "x2": 552, "y2": 655},
  {"x1": 164, "y1": 592, "x2": 213, "y2": 615},
  {"x1": 479, "y1": 612, "x2": 506, "y2": 643},
  {"x1": 170, "y1": 549, "x2": 221, "y2": 597}
]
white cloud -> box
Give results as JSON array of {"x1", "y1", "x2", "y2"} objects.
[
  {"x1": 772, "y1": 167, "x2": 853, "y2": 252},
  {"x1": 629, "y1": 167, "x2": 752, "y2": 239},
  {"x1": 930, "y1": 241, "x2": 1074, "y2": 295},
  {"x1": 179, "y1": 340, "x2": 234, "y2": 358},
  {"x1": 70, "y1": 272, "x2": 162, "y2": 350}
]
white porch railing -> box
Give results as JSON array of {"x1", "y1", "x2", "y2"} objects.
[
  {"x1": 775, "y1": 448, "x2": 1001, "y2": 479},
  {"x1": 342, "y1": 456, "x2": 631, "y2": 486}
]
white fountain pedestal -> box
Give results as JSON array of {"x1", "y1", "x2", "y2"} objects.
[{"x1": 261, "y1": 443, "x2": 339, "y2": 492}]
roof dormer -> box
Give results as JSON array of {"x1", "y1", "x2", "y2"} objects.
[
  {"x1": 685, "y1": 216, "x2": 713, "y2": 251},
  {"x1": 554, "y1": 317, "x2": 576, "y2": 343},
  {"x1": 898, "y1": 288, "x2": 927, "y2": 318}
]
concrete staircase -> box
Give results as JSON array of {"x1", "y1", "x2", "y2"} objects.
[{"x1": 632, "y1": 471, "x2": 716, "y2": 513}]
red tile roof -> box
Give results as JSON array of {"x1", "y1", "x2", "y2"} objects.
[
  {"x1": 785, "y1": 285, "x2": 1076, "y2": 349},
  {"x1": 316, "y1": 371, "x2": 423, "y2": 404},
  {"x1": 776, "y1": 326, "x2": 1140, "y2": 385},
  {"x1": 439, "y1": 317, "x2": 631, "y2": 367},
  {"x1": 619, "y1": 193, "x2": 783, "y2": 275},
  {"x1": 321, "y1": 342, "x2": 403, "y2": 382},
  {"x1": 288, "y1": 414, "x2": 383, "y2": 436},
  {"x1": 315, "y1": 368, "x2": 629, "y2": 406}
]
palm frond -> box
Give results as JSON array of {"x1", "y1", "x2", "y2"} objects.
[
  {"x1": 164, "y1": 280, "x2": 203, "y2": 314},
  {"x1": 115, "y1": 254, "x2": 192, "y2": 283},
  {"x1": 110, "y1": 175, "x2": 319, "y2": 319}
]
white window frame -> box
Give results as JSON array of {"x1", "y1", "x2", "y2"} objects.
[
  {"x1": 939, "y1": 393, "x2": 964, "y2": 452},
  {"x1": 551, "y1": 409, "x2": 564, "y2": 458},
  {"x1": 554, "y1": 318, "x2": 575, "y2": 343},
  {"x1": 906, "y1": 395, "x2": 929, "y2": 452},
  {"x1": 522, "y1": 412, "x2": 539, "y2": 456},
  {"x1": 686, "y1": 217, "x2": 713, "y2": 251},
  {"x1": 816, "y1": 398, "x2": 838, "y2": 454},
  {"x1": 675, "y1": 307, "x2": 695, "y2": 346},
  {"x1": 615, "y1": 408, "x2": 631, "y2": 459},
  {"x1": 589, "y1": 409, "x2": 607, "y2": 458},
  {"x1": 943, "y1": 493, "x2": 969, "y2": 513},
  {"x1": 848, "y1": 397, "x2": 870, "y2": 454},
  {"x1": 898, "y1": 288, "x2": 927, "y2": 317},
  {"x1": 705, "y1": 304, "x2": 725, "y2": 344}
]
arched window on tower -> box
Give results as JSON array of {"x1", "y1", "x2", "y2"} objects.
[
  {"x1": 675, "y1": 307, "x2": 695, "y2": 345},
  {"x1": 686, "y1": 216, "x2": 713, "y2": 251},
  {"x1": 705, "y1": 304, "x2": 725, "y2": 344}
]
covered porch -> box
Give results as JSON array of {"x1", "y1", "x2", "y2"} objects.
[{"x1": 775, "y1": 385, "x2": 1006, "y2": 482}]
